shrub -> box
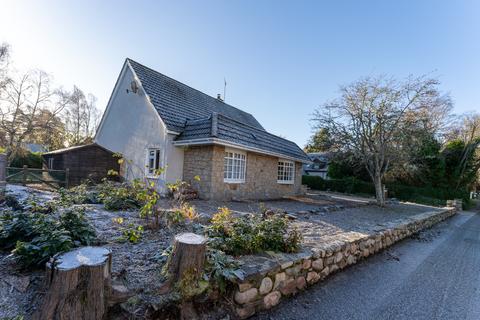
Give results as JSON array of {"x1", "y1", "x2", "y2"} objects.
[
  {"x1": 97, "y1": 179, "x2": 142, "y2": 211},
  {"x1": 9, "y1": 151, "x2": 43, "y2": 168},
  {"x1": 0, "y1": 207, "x2": 96, "y2": 267},
  {"x1": 112, "y1": 217, "x2": 144, "y2": 243},
  {"x1": 58, "y1": 183, "x2": 99, "y2": 206},
  {"x1": 4, "y1": 194, "x2": 23, "y2": 211},
  {"x1": 59, "y1": 207, "x2": 96, "y2": 245},
  {"x1": 204, "y1": 248, "x2": 243, "y2": 293},
  {"x1": 206, "y1": 207, "x2": 302, "y2": 256},
  {"x1": 302, "y1": 175, "x2": 471, "y2": 206}
]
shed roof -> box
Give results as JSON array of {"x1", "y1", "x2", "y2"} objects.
[{"x1": 42, "y1": 143, "x2": 114, "y2": 156}]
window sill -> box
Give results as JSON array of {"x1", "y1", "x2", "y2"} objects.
[
  {"x1": 277, "y1": 180, "x2": 294, "y2": 185},
  {"x1": 224, "y1": 179, "x2": 245, "y2": 184}
]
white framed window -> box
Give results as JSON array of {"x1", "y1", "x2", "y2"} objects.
[
  {"x1": 146, "y1": 148, "x2": 161, "y2": 177},
  {"x1": 224, "y1": 149, "x2": 246, "y2": 183},
  {"x1": 277, "y1": 160, "x2": 295, "y2": 184}
]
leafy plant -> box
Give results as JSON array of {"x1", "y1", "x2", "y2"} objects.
[
  {"x1": 112, "y1": 217, "x2": 144, "y2": 243},
  {"x1": 14, "y1": 228, "x2": 73, "y2": 268},
  {"x1": 206, "y1": 207, "x2": 302, "y2": 256},
  {"x1": 59, "y1": 207, "x2": 96, "y2": 245},
  {"x1": 27, "y1": 196, "x2": 56, "y2": 214},
  {"x1": 57, "y1": 183, "x2": 99, "y2": 206},
  {"x1": 204, "y1": 248, "x2": 243, "y2": 293},
  {"x1": 97, "y1": 179, "x2": 142, "y2": 211},
  {"x1": 4, "y1": 194, "x2": 23, "y2": 211},
  {"x1": 0, "y1": 207, "x2": 96, "y2": 268}
]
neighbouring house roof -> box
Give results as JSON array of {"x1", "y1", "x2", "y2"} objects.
[
  {"x1": 303, "y1": 152, "x2": 331, "y2": 172},
  {"x1": 127, "y1": 58, "x2": 309, "y2": 163},
  {"x1": 127, "y1": 59, "x2": 264, "y2": 133},
  {"x1": 307, "y1": 152, "x2": 332, "y2": 162},
  {"x1": 175, "y1": 113, "x2": 311, "y2": 162},
  {"x1": 23, "y1": 143, "x2": 48, "y2": 153},
  {"x1": 43, "y1": 143, "x2": 114, "y2": 156}
]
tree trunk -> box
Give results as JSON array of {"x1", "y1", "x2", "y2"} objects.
[
  {"x1": 34, "y1": 247, "x2": 114, "y2": 320},
  {"x1": 373, "y1": 173, "x2": 385, "y2": 207},
  {"x1": 166, "y1": 233, "x2": 206, "y2": 320},
  {"x1": 167, "y1": 233, "x2": 207, "y2": 284}
]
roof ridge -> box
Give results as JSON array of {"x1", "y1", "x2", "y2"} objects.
[{"x1": 126, "y1": 58, "x2": 261, "y2": 125}]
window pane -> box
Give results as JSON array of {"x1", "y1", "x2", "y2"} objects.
[{"x1": 155, "y1": 150, "x2": 160, "y2": 170}]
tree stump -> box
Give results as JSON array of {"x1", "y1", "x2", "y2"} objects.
[
  {"x1": 168, "y1": 233, "x2": 207, "y2": 283},
  {"x1": 166, "y1": 233, "x2": 207, "y2": 320},
  {"x1": 34, "y1": 246, "x2": 114, "y2": 320}
]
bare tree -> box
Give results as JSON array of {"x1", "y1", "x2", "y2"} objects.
[
  {"x1": 312, "y1": 75, "x2": 450, "y2": 206},
  {"x1": 0, "y1": 43, "x2": 10, "y2": 95},
  {"x1": 62, "y1": 86, "x2": 100, "y2": 146},
  {"x1": 0, "y1": 70, "x2": 65, "y2": 160}
]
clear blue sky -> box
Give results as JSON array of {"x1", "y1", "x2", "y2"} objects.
[{"x1": 1, "y1": 0, "x2": 479, "y2": 147}]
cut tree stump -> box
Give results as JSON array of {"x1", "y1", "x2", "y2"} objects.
[
  {"x1": 166, "y1": 233, "x2": 207, "y2": 320},
  {"x1": 167, "y1": 233, "x2": 207, "y2": 284},
  {"x1": 34, "y1": 246, "x2": 131, "y2": 320}
]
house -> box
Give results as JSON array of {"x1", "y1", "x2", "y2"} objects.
[
  {"x1": 23, "y1": 143, "x2": 48, "y2": 153},
  {"x1": 42, "y1": 143, "x2": 120, "y2": 186},
  {"x1": 94, "y1": 59, "x2": 310, "y2": 200},
  {"x1": 302, "y1": 152, "x2": 330, "y2": 179}
]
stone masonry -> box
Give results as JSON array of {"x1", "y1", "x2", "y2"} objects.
[
  {"x1": 230, "y1": 207, "x2": 457, "y2": 319},
  {"x1": 183, "y1": 145, "x2": 303, "y2": 200}
]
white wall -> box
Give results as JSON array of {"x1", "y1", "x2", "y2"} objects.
[{"x1": 95, "y1": 63, "x2": 184, "y2": 191}]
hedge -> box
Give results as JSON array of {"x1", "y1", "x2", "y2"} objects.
[
  {"x1": 302, "y1": 175, "x2": 470, "y2": 207},
  {"x1": 9, "y1": 152, "x2": 43, "y2": 169}
]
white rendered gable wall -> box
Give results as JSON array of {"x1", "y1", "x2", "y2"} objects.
[{"x1": 95, "y1": 63, "x2": 184, "y2": 191}]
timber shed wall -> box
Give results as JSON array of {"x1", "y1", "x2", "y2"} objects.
[{"x1": 42, "y1": 144, "x2": 120, "y2": 186}]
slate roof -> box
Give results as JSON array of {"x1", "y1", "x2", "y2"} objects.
[
  {"x1": 177, "y1": 113, "x2": 310, "y2": 162},
  {"x1": 127, "y1": 58, "x2": 309, "y2": 162},
  {"x1": 128, "y1": 59, "x2": 264, "y2": 133}
]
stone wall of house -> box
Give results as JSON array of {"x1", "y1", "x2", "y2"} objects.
[
  {"x1": 183, "y1": 146, "x2": 215, "y2": 197},
  {"x1": 230, "y1": 208, "x2": 457, "y2": 319},
  {"x1": 182, "y1": 145, "x2": 303, "y2": 200}
]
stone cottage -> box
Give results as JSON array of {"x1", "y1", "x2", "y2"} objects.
[{"x1": 95, "y1": 58, "x2": 310, "y2": 200}]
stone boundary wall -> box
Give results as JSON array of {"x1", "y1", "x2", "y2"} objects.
[{"x1": 232, "y1": 208, "x2": 456, "y2": 318}]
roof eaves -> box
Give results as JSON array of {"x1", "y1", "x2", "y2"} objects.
[{"x1": 173, "y1": 137, "x2": 311, "y2": 163}]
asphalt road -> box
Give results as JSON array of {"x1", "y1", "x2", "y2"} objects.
[{"x1": 253, "y1": 210, "x2": 480, "y2": 320}]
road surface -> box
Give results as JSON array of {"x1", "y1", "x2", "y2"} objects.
[{"x1": 254, "y1": 210, "x2": 480, "y2": 320}]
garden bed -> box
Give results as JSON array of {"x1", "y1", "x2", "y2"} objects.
[{"x1": 0, "y1": 185, "x2": 455, "y2": 319}]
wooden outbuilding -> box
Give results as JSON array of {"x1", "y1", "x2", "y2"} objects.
[{"x1": 42, "y1": 143, "x2": 120, "y2": 186}]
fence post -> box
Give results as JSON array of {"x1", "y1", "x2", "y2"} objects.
[
  {"x1": 0, "y1": 154, "x2": 6, "y2": 201},
  {"x1": 65, "y1": 168, "x2": 70, "y2": 189},
  {"x1": 22, "y1": 165, "x2": 28, "y2": 186}
]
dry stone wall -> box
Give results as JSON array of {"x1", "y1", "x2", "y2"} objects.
[{"x1": 231, "y1": 208, "x2": 456, "y2": 319}]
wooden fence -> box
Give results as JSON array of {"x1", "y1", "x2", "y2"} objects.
[{"x1": 6, "y1": 165, "x2": 69, "y2": 189}]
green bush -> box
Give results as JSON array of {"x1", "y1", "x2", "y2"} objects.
[
  {"x1": 206, "y1": 207, "x2": 302, "y2": 256},
  {"x1": 0, "y1": 207, "x2": 96, "y2": 268},
  {"x1": 9, "y1": 151, "x2": 43, "y2": 168},
  {"x1": 302, "y1": 175, "x2": 470, "y2": 207},
  {"x1": 96, "y1": 180, "x2": 142, "y2": 211},
  {"x1": 58, "y1": 183, "x2": 100, "y2": 206}
]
